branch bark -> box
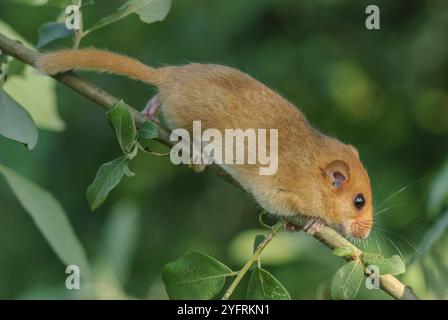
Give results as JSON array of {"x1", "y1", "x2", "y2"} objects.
[{"x1": 0, "y1": 31, "x2": 418, "y2": 300}]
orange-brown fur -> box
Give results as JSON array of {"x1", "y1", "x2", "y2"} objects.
[{"x1": 36, "y1": 49, "x2": 373, "y2": 238}]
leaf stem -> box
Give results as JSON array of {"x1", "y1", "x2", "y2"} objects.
[
  {"x1": 222, "y1": 221, "x2": 283, "y2": 300},
  {"x1": 137, "y1": 143, "x2": 170, "y2": 157},
  {"x1": 127, "y1": 143, "x2": 139, "y2": 160}
]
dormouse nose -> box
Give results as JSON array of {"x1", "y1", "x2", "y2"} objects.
[{"x1": 351, "y1": 219, "x2": 372, "y2": 239}]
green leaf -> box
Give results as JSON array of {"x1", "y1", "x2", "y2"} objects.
[
  {"x1": 138, "y1": 121, "x2": 159, "y2": 148},
  {"x1": 0, "y1": 88, "x2": 38, "y2": 149},
  {"x1": 253, "y1": 234, "x2": 265, "y2": 253},
  {"x1": 0, "y1": 20, "x2": 66, "y2": 131},
  {"x1": 37, "y1": 22, "x2": 74, "y2": 49},
  {"x1": 330, "y1": 260, "x2": 364, "y2": 300},
  {"x1": 381, "y1": 255, "x2": 406, "y2": 276},
  {"x1": 86, "y1": 156, "x2": 130, "y2": 211},
  {"x1": 0, "y1": 164, "x2": 91, "y2": 278},
  {"x1": 139, "y1": 121, "x2": 159, "y2": 139},
  {"x1": 107, "y1": 100, "x2": 137, "y2": 154},
  {"x1": 162, "y1": 251, "x2": 233, "y2": 300},
  {"x1": 362, "y1": 253, "x2": 406, "y2": 276},
  {"x1": 428, "y1": 159, "x2": 448, "y2": 216},
  {"x1": 87, "y1": 0, "x2": 171, "y2": 34},
  {"x1": 4, "y1": 68, "x2": 65, "y2": 131},
  {"x1": 333, "y1": 245, "x2": 356, "y2": 257},
  {"x1": 247, "y1": 267, "x2": 291, "y2": 300}
]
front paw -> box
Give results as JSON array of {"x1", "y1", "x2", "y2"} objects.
[{"x1": 303, "y1": 217, "x2": 326, "y2": 236}]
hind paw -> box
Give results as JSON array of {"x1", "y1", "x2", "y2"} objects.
[{"x1": 142, "y1": 95, "x2": 161, "y2": 122}]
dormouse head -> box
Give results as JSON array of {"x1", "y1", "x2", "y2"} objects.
[{"x1": 319, "y1": 144, "x2": 373, "y2": 239}]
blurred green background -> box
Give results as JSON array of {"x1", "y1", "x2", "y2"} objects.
[{"x1": 0, "y1": 0, "x2": 447, "y2": 299}]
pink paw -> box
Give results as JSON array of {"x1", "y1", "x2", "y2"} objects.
[
  {"x1": 303, "y1": 217, "x2": 325, "y2": 236},
  {"x1": 142, "y1": 95, "x2": 161, "y2": 122}
]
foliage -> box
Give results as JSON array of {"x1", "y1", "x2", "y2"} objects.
[
  {"x1": 0, "y1": 88, "x2": 37, "y2": 149},
  {"x1": 330, "y1": 261, "x2": 364, "y2": 300},
  {"x1": 162, "y1": 251, "x2": 234, "y2": 300},
  {"x1": 247, "y1": 267, "x2": 290, "y2": 300},
  {"x1": 0, "y1": 164, "x2": 91, "y2": 278},
  {"x1": 0, "y1": 0, "x2": 447, "y2": 300}
]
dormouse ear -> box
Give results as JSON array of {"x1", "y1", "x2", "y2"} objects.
[{"x1": 322, "y1": 160, "x2": 350, "y2": 188}]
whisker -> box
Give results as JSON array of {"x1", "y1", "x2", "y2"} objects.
[
  {"x1": 376, "y1": 176, "x2": 428, "y2": 210},
  {"x1": 373, "y1": 226, "x2": 422, "y2": 255},
  {"x1": 376, "y1": 231, "x2": 406, "y2": 263},
  {"x1": 374, "y1": 233, "x2": 382, "y2": 255},
  {"x1": 374, "y1": 203, "x2": 406, "y2": 217},
  {"x1": 387, "y1": 237, "x2": 406, "y2": 264}
]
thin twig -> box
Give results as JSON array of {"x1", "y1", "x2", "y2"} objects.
[
  {"x1": 222, "y1": 221, "x2": 283, "y2": 300},
  {"x1": 0, "y1": 31, "x2": 419, "y2": 300}
]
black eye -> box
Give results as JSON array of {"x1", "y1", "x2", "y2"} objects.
[{"x1": 354, "y1": 194, "x2": 365, "y2": 210}]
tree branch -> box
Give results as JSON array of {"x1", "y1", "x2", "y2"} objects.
[{"x1": 0, "y1": 31, "x2": 418, "y2": 300}]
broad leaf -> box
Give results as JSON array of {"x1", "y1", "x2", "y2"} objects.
[
  {"x1": 37, "y1": 22, "x2": 74, "y2": 49},
  {"x1": 107, "y1": 100, "x2": 137, "y2": 154},
  {"x1": 0, "y1": 88, "x2": 38, "y2": 149},
  {"x1": 0, "y1": 20, "x2": 65, "y2": 131},
  {"x1": 87, "y1": 156, "x2": 130, "y2": 211},
  {"x1": 87, "y1": 0, "x2": 171, "y2": 34},
  {"x1": 162, "y1": 251, "x2": 233, "y2": 300},
  {"x1": 4, "y1": 68, "x2": 65, "y2": 131},
  {"x1": 247, "y1": 267, "x2": 291, "y2": 300},
  {"x1": 330, "y1": 260, "x2": 364, "y2": 300},
  {"x1": 362, "y1": 253, "x2": 406, "y2": 276},
  {"x1": 0, "y1": 165, "x2": 91, "y2": 278}
]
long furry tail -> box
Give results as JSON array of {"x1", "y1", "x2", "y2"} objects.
[{"x1": 36, "y1": 49, "x2": 164, "y2": 86}]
